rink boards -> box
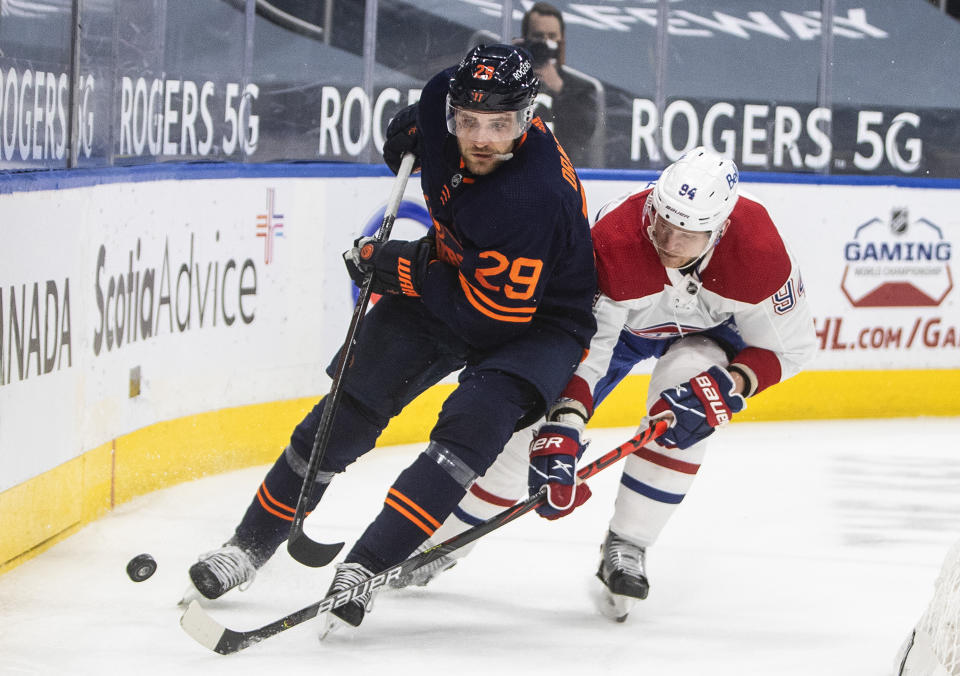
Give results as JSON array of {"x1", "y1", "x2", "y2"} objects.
[{"x1": 1, "y1": 163, "x2": 958, "y2": 573}]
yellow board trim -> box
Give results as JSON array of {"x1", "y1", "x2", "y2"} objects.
[
  {"x1": 3, "y1": 369, "x2": 959, "y2": 574},
  {"x1": 589, "y1": 369, "x2": 960, "y2": 427}
]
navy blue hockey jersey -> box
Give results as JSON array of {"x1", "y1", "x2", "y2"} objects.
[{"x1": 414, "y1": 69, "x2": 596, "y2": 353}]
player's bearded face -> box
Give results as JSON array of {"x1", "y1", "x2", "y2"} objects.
[
  {"x1": 649, "y1": 213, "x2": 712, "y2": 268},
  {"x1": 453, "y1": 109, "x2": 518, "y2": 175}
]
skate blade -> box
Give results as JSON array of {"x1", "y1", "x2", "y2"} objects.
[
  {"x1": 318, "y1": 613, "x2": 352, "y2": 641},
  {"x1": 591, "y1": 583, "x2": 636, "y2": 622},
  {"x1": 178, "y1": 582, "x2": 204, "y2": 608}
]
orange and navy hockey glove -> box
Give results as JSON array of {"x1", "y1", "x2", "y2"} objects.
[{"x1": 343, "y1": 234, "x2": 435, "y2": 297}]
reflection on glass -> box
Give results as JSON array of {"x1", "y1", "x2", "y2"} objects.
[{"x1": 0, "y1": 0, "x2": 956, "y2": 175}]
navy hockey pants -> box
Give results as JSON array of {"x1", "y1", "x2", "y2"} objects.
[{"x1": 233, "y1": 295, "x2": 581, "y2": 571}]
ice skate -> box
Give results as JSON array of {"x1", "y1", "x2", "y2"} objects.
[
  {"x1": 594, "y1": 530, "x2": 649, "y2": 622},
  {"x1": 318, "y1": 562, "x2": 379, "y2": 639},
  {"x1": 386, "y1": 543, "x2": 458, "y2": 590},
  {"x1": 181, "y1": 541, "x2": 260, "y2": 603}
]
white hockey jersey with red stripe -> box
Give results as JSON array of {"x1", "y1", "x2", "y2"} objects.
[{"x1": 561, "y1": 187, "x2": 817, "y2": 415}]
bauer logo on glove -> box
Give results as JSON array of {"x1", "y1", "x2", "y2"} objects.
[
  {"x1": 528, "y1": 423, "x2": 592, "y2": 520},
  {"x1": 530, "y1": 435, "x2": 567, "y2": 453},
  {"x1": 650, "y1": 365, "x2": 746, "y2": 450},
  {"x1": 691, "y1": 373, "x2": 733, "y2": 426}
]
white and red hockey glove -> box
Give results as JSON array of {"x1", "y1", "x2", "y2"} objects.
[
  {"x1": 528, "y1": 404, "x2": 592, "y2": 520},
  {"x1": 650, "y1": 365, "x2": 746, "y2": 450}
]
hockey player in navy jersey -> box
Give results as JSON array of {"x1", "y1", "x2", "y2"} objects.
[
  {"x1": 184, "y1": 44, "x2": 596, "y2": 633},
  {"x1": 402, "y1": 147, "x2": 817, "y2": 621}
]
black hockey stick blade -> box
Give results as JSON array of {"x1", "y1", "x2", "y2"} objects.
[
  {"x1": 285, "y1": 153, "x2": 417, "y2": 568},
  {"x1": 286, "y1": 532, "x2": 344, "y2": 568},
  {"x1": 180, "y1": 420, "x2": 668, "y2": 654}
]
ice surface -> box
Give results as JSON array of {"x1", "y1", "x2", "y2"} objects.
[{"x1": 1, "y1": 419, "x2": 958, "y2": 676}]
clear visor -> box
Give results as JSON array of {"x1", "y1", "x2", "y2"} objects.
[{"x1": 445, "y1": 96, "x2": 534, "y2": 142}]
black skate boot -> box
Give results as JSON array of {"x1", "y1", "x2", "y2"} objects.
[
  {"x1": 595, "y1": 529, "x2": 649, "y2": 622},
  {"x1": 319, "y1": 562, "x2": 379, "y2": 638},
  {"x1": 185, "y1": 539, "x2": 263, "y2": 601}
]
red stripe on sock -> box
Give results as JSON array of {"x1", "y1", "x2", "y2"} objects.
[
  {"x1": 635, "y1": 447, "x2": 700, "y2": 474},
  {"x1": 468, "y1": 483, "x2": 517, "y2": 507}
]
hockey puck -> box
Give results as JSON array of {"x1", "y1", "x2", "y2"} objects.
[{"x1": 126, "y1": 553, "x2": 157, "y2": 582}]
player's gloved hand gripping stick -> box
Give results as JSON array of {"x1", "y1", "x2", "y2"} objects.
[
  {"x1": 286, "y1": 153, "x2": 418, "y2": 568},
  {"x1": 180, "y1": 420, "x2": 668, "y2": 654},
  {"x1": 528, "y1": 399, "x2": 593, "y2": 520},
  {"x1": 649, "y1": 365, "x2": 746, "y2": 450}
]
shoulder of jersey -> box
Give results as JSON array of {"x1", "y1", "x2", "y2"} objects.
[
  {"x1": 701, "y1": 194, "x2": 792, "y2": 304},
  {"x1": 592, "y1": 189, "x2": 668, "y2": 301},
  {"x1": 487, "y1": 124, "x2": 583, "y2": 215},
  {"x1": 517, "y1": 120, "x2": 574, "y2": 191}
]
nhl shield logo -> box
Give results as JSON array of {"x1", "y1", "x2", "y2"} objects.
[
  {"x1": 451, "y1": 174, "x2": 462, "y2": 188},
  {"x1": 890, "y1": 207, "x2": 909, "y2": 235}
]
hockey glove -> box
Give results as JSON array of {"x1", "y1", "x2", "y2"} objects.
[
  {"x1": 528, "y1": 404, "x2": 592, "y2": 520},
  {"x1": 649, "y1": 365, "x2": 746, "y2": 450},
  {"x1": 343, "y1": 233, "x2": 435, "y2": 297},
  {"x1": 382, "y1": 104, "x2": 421, "y2": 175}
]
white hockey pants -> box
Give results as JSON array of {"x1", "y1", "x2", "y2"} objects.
[{"x1": 427, "y1": 334, "x2": 729, "y2": 550}]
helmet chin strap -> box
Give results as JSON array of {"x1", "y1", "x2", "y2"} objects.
[
  {"x1": 491, "y1": 138, "x2": 520, "y2": 161},
  {"x1": 491, "y1": 130, "x2": 526, "y2": 162}
]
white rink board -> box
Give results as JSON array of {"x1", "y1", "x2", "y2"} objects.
[
  {"x1": 0, "y1": 174, "x2": 427, "y2": 490},
  {"x1": 1, "y1": 169, "x2": 958, "y2": 491}
]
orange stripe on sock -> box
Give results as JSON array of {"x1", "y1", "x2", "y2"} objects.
[
  {"x1": 260, "y1": 483, "x2": 296, "y2": 514},
  {"x1": 256, "y1": 484, "x2": 311, "y2": 521},
  {"x1": 387, "y1": 488, "x2": 442, "y2": 529},
  {"x1": 385, "y1": 498, "x2": 435, "y2": 536},
  {"x1": 257, "y1": 489, "x2": 295, "y2": 522}
]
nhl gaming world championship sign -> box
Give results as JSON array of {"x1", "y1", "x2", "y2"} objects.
[{"x1": 841, "y1": 208, "x2": 953, "y2": 308}]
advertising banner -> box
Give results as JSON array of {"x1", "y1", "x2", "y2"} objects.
[
  {"x1": 0, "y1": 172, "x2": 423, "y2": 491},
  {"x1": 2, "y1": 169, "x2": 958, "y2": 492}
]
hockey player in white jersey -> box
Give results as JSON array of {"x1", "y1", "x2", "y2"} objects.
[{"x1": 398, "y1": 147, "x2": 817, "y2": 621}]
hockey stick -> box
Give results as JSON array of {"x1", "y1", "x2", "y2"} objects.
[
  {"x1": 286, "y1": 153, "x2": 418, "y2": 568},
  {"x1": 180, "y1": 420, "x2": 668, "y2": 654}
]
